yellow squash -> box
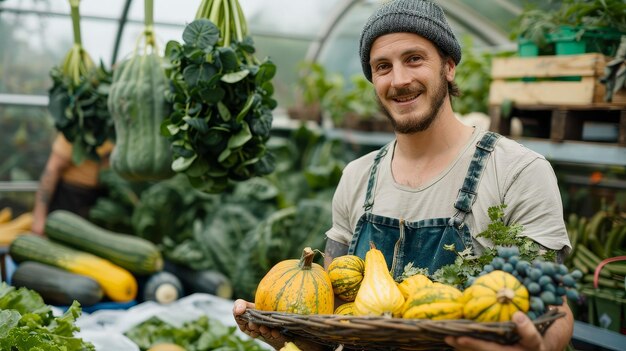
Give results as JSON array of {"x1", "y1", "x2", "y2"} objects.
[
  {"x1": 397, "y1": 274, "x2": 433, "y2": 299},
  {"x1": 0, "y1": 212, "x2": 33, "y2": 246},
  {"x1": 0, "y1": 207, "x2": 12, "y2": 223},
  {"x1": 463, "y1": 270, "x2": 530, "y2": 322},
  {"x1": 327, "y1": 255, "x2": 365, "y2": 301},
  {"x1": 354, "y1": 244, "x2": 405, "y2": 317},
  {"x1": 334, "y1": 302, "x2": 356, "y2": 315},
  {"x1": 402, "y1": 285, "x2": 463, "y2": 320},
  {"x1": 255, "y1": 247, "x2": 334, "y2": 314}
]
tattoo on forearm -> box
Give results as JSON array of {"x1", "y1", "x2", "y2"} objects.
[
  {"x1": 324, "y1": 239, "x2": 348, "y2": 260},
  {"x1": 37, "y1": 169, "x2": 54, "y2": 204}
]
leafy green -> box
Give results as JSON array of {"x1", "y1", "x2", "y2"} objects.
[
  {"x1": 0, "y1": 283, "x2": 94, "y2": 351},
  {"x1": 163, "y1": 18, "x2": 277, "y2": 193},
  {"x1": 124, "y1": 316, "x2": 264, "y2": 351},
  {"x1": 47, "y1": 0, "x2": 113, "y2": 164},
  {"x1": 431, "y1": 204, "x2": 556, "y2": 287}
]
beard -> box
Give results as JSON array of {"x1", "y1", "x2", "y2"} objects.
[{"x1": 377, "y1": 65, "x2": 449, "y2": 134}]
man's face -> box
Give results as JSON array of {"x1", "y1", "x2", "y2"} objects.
[{"x1": 369, "y1": 32, "x2": 454, "y2": 134}]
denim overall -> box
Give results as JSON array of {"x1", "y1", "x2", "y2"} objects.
[{"x1": 347, "y1": 132, "x2": 501, "y2": 279}]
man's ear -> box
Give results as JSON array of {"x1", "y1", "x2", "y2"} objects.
[{"x1": 446, "y1": 58, "x2": 456, "y2": 82}]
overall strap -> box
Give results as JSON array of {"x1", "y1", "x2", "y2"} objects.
[
  {"x1": 363, "y1": 142, "x2": 392, "y2": 212},
  {"x1": 453, "y1": 132, "x2": 501, "y2": 214}
]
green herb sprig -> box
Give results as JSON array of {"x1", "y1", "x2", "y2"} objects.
[{"x1": 430, "y1": 204, "x2": 557, "y2": 287}]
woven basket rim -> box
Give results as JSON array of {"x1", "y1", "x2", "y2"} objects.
[{"x1": 238, "y1": 309, "x2": 564, "y2": 351}]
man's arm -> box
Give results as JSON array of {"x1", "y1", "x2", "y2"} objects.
[
  {"x1": 323, "y1": 238, "x2": 349, "y2": 269},
  {"x1": 31, "y1": 152, "x2": 71, "y2": 235}
]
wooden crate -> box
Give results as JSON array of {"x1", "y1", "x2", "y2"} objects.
[
  {"x1": 489, "y1": 104, "x2": 626, "y2": 146},
  {"x1": 488, "y1": 53, "x2": 626, "y2": 106}
]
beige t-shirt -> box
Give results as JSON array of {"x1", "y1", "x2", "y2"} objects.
[{"x1": 325, "y1": 128, "x2": 571, "y2": 255}]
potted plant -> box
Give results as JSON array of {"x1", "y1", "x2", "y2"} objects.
[
  {"x1": 325, "y1": 75, "x2": 393, "y2": 132},
  {"x1": 287, "y1": 61, "x2": 342, "y2": 125},
  {"x1": 512, "y1": 0, "x2": 626, "y2": 57}
]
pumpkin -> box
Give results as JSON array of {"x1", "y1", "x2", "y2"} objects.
[
  {"x1": 327, "y1": 255, "x2": 365, "y2": 301},
  {"x1": 354, "y1": 244, "x2": 405, "y2": 317},
  {"x1": 402, "y1": 285, "x2": 463, "y2": 320},
  {"x1": 463, "y1": 270, "x2": 530, "y2": 322},
  {"x1": 334, "y1": 302, "x2": 356, "y2": 315},
  {"x1": 397, "y1": 274, "x2": 433, "y2": 299},
  {"x1": 254, "y1": 247, "x2": 334, "y2": 314},
  {"x1": 107, "y1": 14, "x2": 173, "y2": 181}
]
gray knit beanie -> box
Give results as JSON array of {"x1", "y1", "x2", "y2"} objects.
[{"x1": 359, "y1": 0, "x2": 462, "y2": 81}]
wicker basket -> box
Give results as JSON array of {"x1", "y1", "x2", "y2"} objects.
[{"x1": 238, "y1": 308, "x2": 564, "y2": 351}]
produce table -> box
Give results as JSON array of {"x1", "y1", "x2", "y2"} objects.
[{"x1": 61, "y1": 293, "x2": 272, "y2": 351}]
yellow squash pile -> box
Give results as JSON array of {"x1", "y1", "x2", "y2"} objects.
[
  {"x1": 254, "y1": 245, "x2": 530, "y2": 323},
  {"x1": 327, "y1": 246, "x2": 530, "y2": 321}
]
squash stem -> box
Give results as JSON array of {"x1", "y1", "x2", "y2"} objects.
[
  {"x1": 496, "y1": 288, "x2": 515, "y2": 304},
  {"x1": 69, "y1": 0, "x2": 82, "y2": 46},
  {"x1": 299, "y1": 247, "x2": 315, "y2": 270},
  {"x1": 143, "y1": 0, "x2": 156, "y2": 50}
]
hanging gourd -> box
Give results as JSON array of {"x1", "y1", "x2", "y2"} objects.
[
  {"x1": 254, "y1": 247, "x2": 334, "y2": 315},
  {"x1": 107, "y1": 0, "x2": 174, "y2": 181},
  {"x1": 353, "y1": 243, "x2": 405, "y2": 317}
]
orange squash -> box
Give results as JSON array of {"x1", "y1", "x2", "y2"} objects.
[{"x1": 255, "y1": 247, "x2": 334, "y2": 314}]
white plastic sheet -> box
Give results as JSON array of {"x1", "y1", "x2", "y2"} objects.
[{"x1": 74, "y1": 293, "x2": 272, "y2": 351}]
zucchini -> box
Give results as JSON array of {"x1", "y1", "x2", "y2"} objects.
[
  {"x1": 11, "y1": 261, "x2": 103, "y2": 306},
  {"x1": 9, "y1": 234, "x2": 137, "y2": 302},
  {"x1": 142, "y1": 271, "x2": 184, "y2": 304},
  {"x1": 164, "y1": 260, "x2": 232, "y2": 299},
  {"x1": 45, "y1": 210, "x2": 163, "y2": 275}
]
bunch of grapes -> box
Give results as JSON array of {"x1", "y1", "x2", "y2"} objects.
[{"x1": 469, "y1": 246, "x2": 583, "y2": 320}]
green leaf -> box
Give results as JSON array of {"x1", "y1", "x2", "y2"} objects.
[
  {"x1": 182, "y1": 19, "x2": 220, "y2": 49},
  {"x1": 227, "y1": 123, "x2": 252, "y2": 149},
  {"x1": 256, "y1": 60, "x2": 277, "y2": 85},
  {"x1": 218, "y1": 47, "x2": 238, "y2": 71},
  {"x1": 221, "y1": 69, "x2": 249, "y2": 83},
  {"x1": 217, "y1": 101, "x2": 231, "y2": 121},
  {"x1": 172, "y1": 154, "x2": 197, "y2": 172},
  {"x1": 183, "y1": 63, "x2": 217, "y2": 87},
  {"x1": 183, "y1": 116, "x2": 209, "y2": 133}
]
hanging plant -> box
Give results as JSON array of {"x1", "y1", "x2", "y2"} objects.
[
  {"x1": 107, "y1": 0, "x2": 174, "y2": 181},
  {"x1": 47, "y1": 0, "x2": 113, "y2": 164},
  {"x1": 162, "y1": 0, "x2": 277, "y2": 193}
]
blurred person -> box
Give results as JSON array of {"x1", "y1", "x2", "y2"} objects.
[{"x1": 31, "y1": 133, "x2": 113, "y2": 235}]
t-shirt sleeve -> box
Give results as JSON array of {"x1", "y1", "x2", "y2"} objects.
[
  {"x1": 325, "y1": 165, "x2": 356, "y2": 246},
  {"x1": 503, "y1": 157, "x2": 571, "y2": 254}
]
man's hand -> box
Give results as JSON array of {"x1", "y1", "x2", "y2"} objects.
[
  {"x1": 233, "y1": 299, "x2": 287, "y2": 349},
  {"x1": 233, "y1": 299, "x2": 331, "y2": 351},
  {"x1": 444, "y1": 307, "x2": 572, "y2": 351}
]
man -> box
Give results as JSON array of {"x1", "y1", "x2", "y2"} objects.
[
  {"x1": 234, "y1": 1, "x2": 573, "y2": 350},
  {"x1": 31, "y1": 133, "x2": 113, "y2": 235}
]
